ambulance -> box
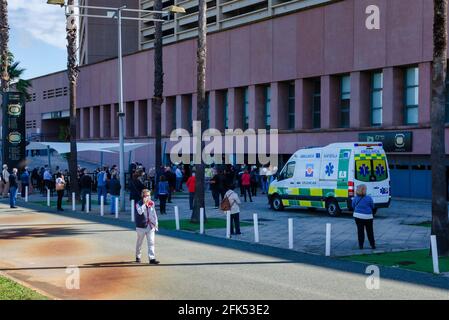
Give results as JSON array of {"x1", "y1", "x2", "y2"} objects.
[{"x1": 268, "y1": 142, "x2": 391, "y2": 216}]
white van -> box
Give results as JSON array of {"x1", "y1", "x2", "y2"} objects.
[{"x1": 268, "y1": 142, "x2": 391, "y2": 216}]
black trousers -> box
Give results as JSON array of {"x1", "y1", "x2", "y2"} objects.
[
  {"x1": 355, "y1": 218, "x2": 375, "y2": 248},
  {"x1": 211, "y1": 190, "x2": 220, "y2": 207},
  {"x1": 251, "y1": 182, "x2": 257, "y2": 196},
  {"x1": 242, "y1": 185, "x2": 252, "y2": 202},
  {"x1": 159, "y1": 194, "x2": 167, "y2": 214},
  {"x1": 57, "y1": 190, "x2": 64, "y2": 210},
  {"x1": 230, "y1": 212, "x2": 241, "y2": 234}
]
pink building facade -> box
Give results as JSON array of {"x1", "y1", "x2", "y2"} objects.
[{"x1": 22, "y1": 0, "x2": 446, "y2": 198}]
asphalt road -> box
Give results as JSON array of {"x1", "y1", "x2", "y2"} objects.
[{"x1": 1, "y1": 203, "x2": 449, "y2": 300}]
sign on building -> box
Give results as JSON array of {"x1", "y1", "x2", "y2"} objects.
[
  {"x1": 2, "y1": 92, "x2": 26, "y2": 170},
  {"x1": 358, "y1": 132, "x2": 412, "y2": 153}
]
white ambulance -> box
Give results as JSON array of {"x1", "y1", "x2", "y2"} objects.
[{"x1": 268, "y1": 142, "x2": 391, "y2": 216}]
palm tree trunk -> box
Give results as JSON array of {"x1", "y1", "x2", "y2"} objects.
[
  {"x1": 67, "y1": 0, "x2": 80, "y2": 199},
  {"x1": 0, "y1": 0, "x2": 9, "y2": 93},
  {"x1": 153, "y1": 0, "x2": 163, "y2": 183},
  {"x1": 431, "y1": 0, "x2": 449, "y2": 255},
  {"x1": 191, "y1": 0, "x2": 207, "y2": 223}
]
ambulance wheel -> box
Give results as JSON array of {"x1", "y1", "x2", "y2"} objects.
[
  {"x1": 271, "y1": 195, "x2": 284, "y2": 211},
  {"x1": 326, "y1": 199, "x2": 341, "y2": 217}
]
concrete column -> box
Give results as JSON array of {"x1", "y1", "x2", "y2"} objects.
[
  {"x1": 147, "y1": 99, "x2": 154, "y2": 136},
  {"x1": 100, "y1": 105, "x2": 105, "y2": 138},
  {"x1": 111, "y1": 104, "x2": 117, "y2": 138},
  {"x1": 383, "y1": 67, "x2": 403, "y2": 126},
  {"x1": 228, "y1": 88, "x2": 243, "y2": 129},
  {"x1": 161, "y1": 99, "x2": 168, "y2": 135},
  {"x1": 134, "y1": 101, "x2": 140, "y2": 137},
  {"x1": 350, "y1": 71, "x2": 370, "y2": 128},
  {"x1": 248, "y1": 85, "x2": 264, "y2": 130},
  {"x1": 209, "y1": 90, "x2": 224, "y2": 131},
  {"x1": 321, "y1": 75, "x2": 339, "y2": 129},
  {"x1": 89, "y1": 107, "x2": 94, "y2": 139},
  {"x1": 419, "y1": 62, "x2": 431, "y2": 126},
  {"x1": 295, "y1": 79, "x2": 313, "y2": 130},
  {"x1": 192, "y1": 93, "x2": 198, "y2": 123},
  {"x1": 80, "y1": 108, "x2": 86, "y2": 139},
  {"x1": 270, "y1": 82, "x2": 288, "y2": 130}
]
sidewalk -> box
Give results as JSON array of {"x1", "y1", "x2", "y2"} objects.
[{"x1": 12, "y1": 189, "x2": 433, "y2": 257}]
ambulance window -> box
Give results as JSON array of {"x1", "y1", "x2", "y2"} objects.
[
  {"x1": 355, "y1": 159, "x2": 388, "y2": 182},
  {"x1": 279, "y1": 162, "x2": 295, "y2": 180}
]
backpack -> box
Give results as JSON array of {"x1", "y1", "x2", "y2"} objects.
[{"x1": 220, "y1": 193, "x2": 232, "y2": 212}]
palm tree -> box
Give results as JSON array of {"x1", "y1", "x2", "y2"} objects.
[
  {"x1": 0, "y1": 0, "x2": 9, "y2": 93},
  {"x1": 431, "y1": 0, "x2": 449, "y2": 255},
  {"x1": 0, "y1": 53, "x2": 32, "y2": 99},
  {"x1": 67, "y1": 0, "x2": 80, "y2": 199},
  {"x1": 191, "y1": 0, "x2": 207, "y2": 223},
  {"x1": 152, "y1": 0, "x2": 163, "y2": 185}
]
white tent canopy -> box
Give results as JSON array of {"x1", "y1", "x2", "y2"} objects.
[{"x1": 27, "y1": 142, "x2": 152, "y2": 154}]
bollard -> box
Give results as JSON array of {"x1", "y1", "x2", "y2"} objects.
[
  {"x1": 200, "y1": 208, "x2": 205, "y2": 234},
  {"x1": 325, "y1": 223, "x2": 331, "y2": 257},
  {"x1": 25, "y1": 186, "x2": 28, "y2": 202},
  {"x1": 226, "y1": 211, "x2": 231, "y2": 239},
  {"x1": 253, "y1": 213, "x2": 259, "y2": 243},
  {"x1": 86, "y1": 194, "x2": 90, "y2": 213},
  {"x1": 72, "y1": 192, "x2": 76, "y2": 211},
  {"x1": 288, "y1": 218, "x2": 294, "y2": 249},
  {"x1": 100, "y1": 196, "x2": 104, "y2": 217},
  {"x1": 47, "y1": 189, "x2": 50, "y2": 207},
  {"x1": 431, "y1": 235, "x2": 440, "y2": 274},
  {"x1": 174, "y1": 206, "x2": 180, "y2": 230},
  {"x1": 115, "y1": 197, "x2": 119, "y2": 219},
  {"x1": 131, "y1": 199, "x2": 135, "y2": 222}
]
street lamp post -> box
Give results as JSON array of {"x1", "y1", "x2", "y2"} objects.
[{"x1": 48, "y1": 0, "x2": 185, "y2": 211}]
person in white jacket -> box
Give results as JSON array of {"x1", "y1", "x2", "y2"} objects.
[
  {"x1": 134, "y1": 189, "x2": 160, "y2": 265},
  {"x1": 224, "y1": 185, "x2": 242, "y2": 235},
  {"x1": 1, "y1": 164, "x2": 10, "y2": 198}
]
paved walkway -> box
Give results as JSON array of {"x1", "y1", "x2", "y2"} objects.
[
  {"x1": 12, "y1": 190, "x2": 434, "y2": 257},
  {"x1": 0, "y1": 203, "x2": 448, "y2": 299}
]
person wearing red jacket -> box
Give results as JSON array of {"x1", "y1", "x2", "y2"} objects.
[
  {"x1": 186, "y1": 172, "x2": 196, "y2": 210},
  {"x1": 241, "y1": 170, "x2": 252, "y2": 202}
]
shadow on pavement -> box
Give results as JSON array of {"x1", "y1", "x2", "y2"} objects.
[{"x1": 3, "y1": 200, "x2": 449, "y2": 293}]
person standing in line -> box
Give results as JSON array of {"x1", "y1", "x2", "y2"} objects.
[
  {"x1": 20, "y1": 167, "x2": 30, "y2": 198},
  {"x1": 224, "y1": 184, "x2": 242, "y2": 236},
  {"x1": 97, "y1": 167, "x2": 108, "y2": 205},
  {"x1": 158, "y1": 175, "x2": 169, "y2": 214},
  {"x1": 43, "y1": 166, "x2": 53, "y2": 196},
  {"x1": 2, "y1": 164, "x2": 10, "y2": 198},
  {"x1": 9, "y1": 168, "x2": 18, "y2": 209},
  {"x1": 55, "y1": 172, "x2": 66, "y2": 211},
  {"x1": 165, "y1": 167, "x2": 176, "y2": 203},
  {"x1": 241, "y1": 169, "x2": 252, "y2": 202},
  {"x1": 79, "y1": 169, "x2": 92, "y2": 212},
  {"x1": 186, "y1": 172, "x2": 196, "y2": 210},
  {"x1": 352, "y1": 184, "x2": 376, "y2": 250},
  {"x1": 109, "y1": 172, "x2": 121, "y2": 215},
  {"x1": 209, "y1": 169, "x2": 220, "y2": 209},
  {"x1": 250, "y1": 166, "x2": 259, "y2": 197},
  {"x1": 129, "y1": 170, "x2": 145, "y2": 204},
  {"x1": 175, "y1": 165, "x2": 183, "y2": 192},
  {"x1": 135, "y1": 189, "x2": 160, "y2": 265}
]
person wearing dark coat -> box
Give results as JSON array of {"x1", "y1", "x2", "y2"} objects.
[{"x1": 129, "y1": 171, "x2": 145, "y2": 203}]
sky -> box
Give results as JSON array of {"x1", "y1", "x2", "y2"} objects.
[{"x1": 8, "y1": 0, "x2": 68, "y2": 80}]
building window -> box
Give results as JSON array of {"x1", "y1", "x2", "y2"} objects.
[
  {"x1": 264, "y1": 86, "x2": 271, "y2": 130},
  {"x1": 243, "y1": 87, "x2": 249, "y2": 130},
  {"x1": 312, "y1": 79, "x2": 321, "y2": 129},
  {"x1": 172, "y1": 102, "x2": 177, "y2": 131},
  {"x1": 224, "y1": 91, "x2": 229, "y2": 129},
  {"x1": 371, "y1": 72, "x2": 383, "y2": 126},
  {"x1": 404, "y1": 67, "x2": 419, "y2": 125},
  {"x1": 287, "y1": 82, "x2": 295, "y2": 130},
  {"x1": 340, "y1": 75, "x2": 351, "y2": 128}
]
